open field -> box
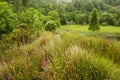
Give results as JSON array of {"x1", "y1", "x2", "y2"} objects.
[
  {"x1": 59, "y1": 25, "x2": 120, "y2": 41},
  {"x1": 60, "y1": 25, "x2": 120, "y2": 33}
]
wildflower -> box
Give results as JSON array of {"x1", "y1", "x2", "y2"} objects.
[
  {"x1": 8, "y1": 74, "x2": 12, "y2": 80},
  {"x1": 41, "y1": 56, "x2": 47, "y2": 69}
]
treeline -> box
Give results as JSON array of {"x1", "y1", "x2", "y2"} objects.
[
  {"x1": 69, "y1": 0, "x2": 120, "y2": 26},
  {"x1": 0, "y1": 0, "x2": 120, "y2": 36}
]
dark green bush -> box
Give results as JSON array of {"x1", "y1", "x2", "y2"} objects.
[{"x1": 45, "y1": 21, "x2": 57, "y2": 31}]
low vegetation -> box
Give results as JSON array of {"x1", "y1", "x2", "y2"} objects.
[{"x1": 0, "y1": 32, "x2": 120, "y2": 80}]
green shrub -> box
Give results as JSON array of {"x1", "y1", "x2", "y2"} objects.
[
  {"x1": 48, "y1": 10, "x2": 61, "y2": 27},
  {"x1": 45, "y1": 21, "x2": 57, "y2": 31},
  {"x1": 0, "y1": 2, "x2": 17, "y2": 35},
  {"x1": 101, "y1": 22, "x2": 108, "y2": 26},
  {"x1": 18, "y1": 8, "x2": 43, "y2": 29},
  {"x1": 13, "y1": 23, "x2": 31, "y2": 46},
  {"x1": 0, "y1": 34, "x2": 13, "y2": 54}
]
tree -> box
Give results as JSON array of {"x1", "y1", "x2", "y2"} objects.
[
  {"x1": 48, "y1": 10, "x2": 61, "y2": 27},
  {"x1": 18, "y1": 7, "x2": 43, "y2": 29},
  {"x1": 66, "y1": 3, "x2": 74, "y2": 12},
  {"x1": 75, "y1": 14, "x2": 89, "y2": 25},
  {"x1": 60, "y1": 14, "x2": 67, "y2": 25},
  {"x1": 88, "y1": 8, "x2": 100, "y2": 31},
  {"x1": 66, "y1": 11, "x2": 78, "y2": 22},
  {"x1": 48, "y1": 10, "x2": 60, "y2": 21},
  {"x1": 0, "y1": 2, "x2": 17, "y2": 35}
]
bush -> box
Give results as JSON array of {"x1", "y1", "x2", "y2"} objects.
[
  {"x1": 0, "y1": 2, "x2": 17, "y2": 35},
  {"x1": 101, "y1": 22, "x2": 108, "y2": 26},
  {"x1": 13, "y1": 23, "x2": 31, "y2": 46},
  {"x1": 45, "y1": 21, "x2": 57, "y2": 31},
  {"x1": 48, "y1": 10, "x2": 61, "y2": 27},
  {"x1": 18, "y1": 8, "x2": 43, "y2": 29}
]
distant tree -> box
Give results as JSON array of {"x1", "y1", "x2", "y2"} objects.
[
  {"x1": 66, "y1": 11, "x2": 77, "y2": 22},
  {"x1": 75, "y1": 14, "x2": 88, "y2": 25},
  {"x1": 75, "y1": 14, "x2": 81, "y2": 24},
  {"x1": 89, "y1": 8, "x2": 100, "y2": 31},
  {"x1": 100, "y1": 12, "x2": 117, "y2": 25},
  {"x1": 60, "y1": 14, "x2": 67, "y2": 25},
  {"x1": 114, "y1": 19, "x2": 120, "y2": 26},
  {"x1": 22, "y1": 0, "x2": 28, "y2": 6},
  {"x1": 66, "y1": 3, "x2": 74, "y2": 12}
]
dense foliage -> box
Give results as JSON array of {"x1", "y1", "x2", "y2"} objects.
[{"x1": 0, "y1": 2, "x2": 16, "y2": 35}]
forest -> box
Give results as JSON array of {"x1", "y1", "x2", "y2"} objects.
[{"x1": 0, "y1": 0, "x2": 120, "y2": 80}]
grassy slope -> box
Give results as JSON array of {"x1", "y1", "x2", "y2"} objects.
[
  {"x1": 60, "y1": 25, "x2": 120, "y2": 33},
  {"x1": 0, "y1": 31, "x2": 120, "y2": 80}
]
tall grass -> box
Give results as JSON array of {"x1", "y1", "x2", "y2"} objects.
[{"x1": 0, "y1": 32, "x2": 120, "y2": 80}]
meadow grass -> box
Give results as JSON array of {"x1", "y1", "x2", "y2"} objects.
[
  {"x1": 60, "y1": 25, "x2": 120, "y2": 33},
  {"x1": 0, "y1": 32, "x2": 120, "y2": 80}
]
